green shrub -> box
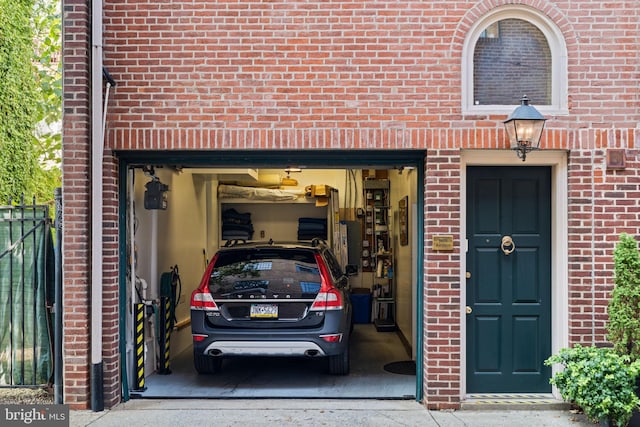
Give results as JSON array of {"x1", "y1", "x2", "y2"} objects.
[
  {"x1": 546, "y1": 345, "x2": 640, "y2": 426},
  {"x1": 0, "y1": 0, "x2": 39, "y2": 202},
  {"x1": 608, "y1": 233, "x2": 640, "y2": 361}
]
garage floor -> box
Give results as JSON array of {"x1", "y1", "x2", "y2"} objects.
[{"x1": 132, "y1": 324, "x2": 416, "y2": 399}]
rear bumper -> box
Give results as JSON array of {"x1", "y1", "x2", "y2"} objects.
[
  {"x1": 191, "y1": 310, "x2": 350, "y2": 357},
  {"x1": 202, "y1": 340, "x2": 326, "y2": 357}
]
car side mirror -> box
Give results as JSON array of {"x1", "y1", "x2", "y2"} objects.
[{"x1": 345, "y1": 264, "x2": 358, "y2": 276}]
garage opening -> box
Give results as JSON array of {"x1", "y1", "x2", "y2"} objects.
[{"x1": 117, "y1": 150, "x2": 424, "y2": 400}]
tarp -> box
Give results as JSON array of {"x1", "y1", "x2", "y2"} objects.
[
  {"x1": 0, "y1": 206, "x2": 54, "y2": 385},
  {"x1": 218, "y1": 184, "x2": 304, "y2": 201}
]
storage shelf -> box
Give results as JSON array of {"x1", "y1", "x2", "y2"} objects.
[
  {"x1": 362, "y1": 177, "x2": 395, "y2": 330},
  {"x1": 220, "y1": 197, "x2": 317, "y2": 204},
  {"x1": 219, "y1": 187, "x2": 339, "y2": 247},
  {"x1": 374, "y1": 252, "x2": 392, "y2": 257}
]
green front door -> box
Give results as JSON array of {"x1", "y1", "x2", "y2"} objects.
[{"x1": 466, "y1": 166, "x2": 551, "y2": 393}]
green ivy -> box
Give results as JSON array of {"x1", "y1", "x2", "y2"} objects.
[
  {"x1": 0, "y1": 0, "x2": 39, "y2": 202},
  {"x1": 546, "y1": 345, "x2": 640, "y2": 426},
  {"x1": 608, "y1": 233, "x2": 640, "y2": 361}
]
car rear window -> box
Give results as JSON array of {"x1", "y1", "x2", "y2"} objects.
[{"x1": 208, "y1": 248, "x2": 322, "y2": 299}]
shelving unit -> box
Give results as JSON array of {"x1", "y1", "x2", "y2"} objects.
[
  {"x1": 218, "y1": 187, "x2": 339, "y2": 248},
  {"x1": 362, "y1": 177, "x2": 396, "y2": 332}
]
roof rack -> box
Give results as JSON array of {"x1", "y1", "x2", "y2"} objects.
[
  {"x1": 223, "y1": 239, "x2": 247, "y2": 247},
  {"x1": 311, "y1": 238, "x2": 327, "y2": 247}
]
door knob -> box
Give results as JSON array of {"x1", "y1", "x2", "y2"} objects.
[{"x1": 466, "y1": 306, "x2": 472, "y2": 314}]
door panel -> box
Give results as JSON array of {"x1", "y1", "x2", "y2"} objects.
[
  {"x1": 477, "y1": 249, "x2": 501, "y2": 302},
  {"x1": 474, "y1": 316, "x2": 501, "y2": 371},
  {"x1": 514, "y1": 249, "x2": 540, "y2": 301},
  {"x1": 466, "y1": 166, "x2": 551, "y2": 393},
  {"x1": 512, "y1": 316, "x2": 540, "y2": 372}
]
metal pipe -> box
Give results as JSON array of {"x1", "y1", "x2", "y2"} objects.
[
  {"x1": 102, "y1": 81, "x2": 112, "y2": 149},
  {"x1": 121, "y1": 168, "x2": 135, "y2": 401},
  {"x1": 150, "y1": 210, "x2": 158, "y2": 300},
  {"x1": 90, "y1": 0, "x2": 104, "y2": 411},
  {"x1": 8, "y1": 201, "x2": 14, "y2": 383},
  {"x1": 54, "y1": 188, "x2": 63, "y2": 403},
  {"x1": 129, "y1": 169, "x2": 136, "y2": 374},
  {"x1": 20, "y1": 198, "x2": 26, "y2": 385}
]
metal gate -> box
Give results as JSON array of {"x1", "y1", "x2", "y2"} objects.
[{"x1": 0, "y1": 196, "x2": 55, "y2": 386}]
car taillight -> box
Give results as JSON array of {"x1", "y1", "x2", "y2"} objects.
[
  {"x1": 311, "y1": 289, "x2": 343, "y2": 310},
  {"x1": 190, "y1": 255, "x2": 219, "y2": 311},
  {"x1": 190, "y1": 291, "x2": 218, "y2": 311},
  {"x1": 192, "y1": 334, "x2": 208, "y2": 342},
  {"x1": 320, "y1": 333, "x2": 343, "y2": 343},
  {"x1": 310, "y1": 254, "x2": 343, "y2": 311}
]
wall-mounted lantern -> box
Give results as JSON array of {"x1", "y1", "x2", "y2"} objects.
[{"x1": 503, "y1": 95, "x2": 546, "y2": 161}]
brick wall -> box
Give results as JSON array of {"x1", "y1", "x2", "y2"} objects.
[
  {"x1": 99, "y1": 0, "x2": 640, "y2": 136},
  {"x1": 63, "y1": 0, "x2": 640, "y2": 409},
  {"x1": 424, "y1": 148, "x2": 461, "y2": 409},
  {"x1": 102, "y1": 152, "x2": 120, "y2": 408},
  {"x1": 61, "y1": 0, "x2": 92, "y2": 410},
  {"x1": 567, "y1": 137, "x2": 640, "y2": 347}
]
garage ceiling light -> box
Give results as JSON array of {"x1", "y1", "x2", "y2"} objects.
[{"x1": 282, "y1": 167, "x2": 302, "y2": 186}]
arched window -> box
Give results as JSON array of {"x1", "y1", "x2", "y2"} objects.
[{"x1": 462, "y1": 6, "x2": 568, "y2": 115}]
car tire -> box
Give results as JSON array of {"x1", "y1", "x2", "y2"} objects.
[
  {"x1": 194, "y1": 353, "x2": 222, "y2": 374},
  {"x1": 328, "y1": 345, "x2": 350, "y2": 375}
]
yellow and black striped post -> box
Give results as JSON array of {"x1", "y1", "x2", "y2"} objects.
[
  {"x1": 158, "y1": 296, "x2": 172, "y2": 375},
  {"x1": 132, "y1": 303, "x2": 146, "y2": 391}
]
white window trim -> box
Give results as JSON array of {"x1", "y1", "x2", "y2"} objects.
[{"x1": 461, "y1": 5, "x2": 568, "y2": 116}]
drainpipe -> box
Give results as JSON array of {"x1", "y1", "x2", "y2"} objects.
[
  {"x1": 91, "y1": 0, "x2": 104, "y2": 411},
  {"x1": 54, "y1": 188, "x2": 63, "y2": 404},
  {"x1": 150, "y1": 210, "x2": 158, "y2": 300}
]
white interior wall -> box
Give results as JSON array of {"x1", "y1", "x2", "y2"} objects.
[
  {"x1": 389, "y1": 170, "x2": 416, "y2": 356},
  {"x1": 133, "y1": 170, "x2": 153, "y2": 295},
  {"x1": 133, "y1": 168, "x2": 209, "y2": 362},
  {"x1": 160, "y1": 170, "x2": 209, "y2": 358},
  {"x1": 131, "y1": 170, "x2": 155, "y2": 375}
]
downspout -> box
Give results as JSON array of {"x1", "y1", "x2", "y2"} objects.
[
  {"x1": 90, "y1": 0, "x2": 104, "y2": 411},
  {"x1": 54, "y1": 188, "x2": 63, "y2": 404},
  {"x1": 150, "y1": 210, "x2": 158, "y2": 301}
]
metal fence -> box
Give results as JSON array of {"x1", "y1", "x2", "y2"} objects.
[{"x1": 0, "y1": 196, "x2": 54, "y2": 387}]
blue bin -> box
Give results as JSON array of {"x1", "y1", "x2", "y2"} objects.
[{"x1": 351, "y1": 288, "x2": 371, "y2": 324}]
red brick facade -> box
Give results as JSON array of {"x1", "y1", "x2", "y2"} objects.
[
  {"x1": 61, "y1": 0, "x2": 91, "y2": 409},
  {"x1": 62, "y1": 0, "x2": 640, "y2": 409}
]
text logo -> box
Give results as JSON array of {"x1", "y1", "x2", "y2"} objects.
[{"x1": 1, "y1": 405, "x2": 69, "y2": 427}]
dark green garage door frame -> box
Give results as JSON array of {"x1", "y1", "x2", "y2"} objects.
[{"x1": 115, "y1": 149, "x2": 425, "y2": 401}]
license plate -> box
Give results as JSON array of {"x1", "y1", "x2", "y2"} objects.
[{"x1": 250, "y1": 304, "x2": 278, "y2": 318}]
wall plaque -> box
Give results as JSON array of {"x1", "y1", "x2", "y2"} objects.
[{"x1": 432, "y1": 235, "x2": 454, "y2": 251}]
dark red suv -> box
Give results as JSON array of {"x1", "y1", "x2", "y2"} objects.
[{"x1": 190, "y1": 240, "x2": 352, "y2": 375}]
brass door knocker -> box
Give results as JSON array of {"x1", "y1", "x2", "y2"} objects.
[{"x1": 501, "y1": 235, "x2": 515, "y2": 255}]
